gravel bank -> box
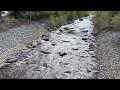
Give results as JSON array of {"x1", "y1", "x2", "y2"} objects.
[
  {"x1": 0, "y1": 21, "x2": 49, "y2": 64},
  {"x1": 96, "y1": 30, "x2": 120, "y2": 79}
]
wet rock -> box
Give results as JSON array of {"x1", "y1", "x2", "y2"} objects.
[
  {"x1": 84, "y1": 34, "x2": 88, "y2": 36},
  {"x1": 79, "y1": 28, "x2": 86, "y2": 30},
  {"x1": 40, "y1": 50, "x2": 51, "y2": 54},
  {"x1": 59, "y1": 52, "x2": 67, "y2": 57},
  {"x1": 59, "y1": 29, "x2": 63, "y2": 32},
  {"x1": 91, "y1": 55, "x2": 96, "y2": 58},
  {"x1": 42, "y1": 35, "x2": 49, "y2": 41},
  {"x1": 68, "y1": 29, "x2": 75, "y2": 34},
  {"x1": 89, "y1": 51, "x2": 94, "y2": 55},
  {"x1": 82, "y1": 30, "x2": 88, "y2": 33},
  {"x1": 72, "y1": 45, "x2": 79, "y2": 50},
  {"x1": 64, "y1": 27, "x2": 69, "y2": 30},
  {"x1": 82, "y1": 37, "x2": 88, "y2": 41},
  {"x1": 89, "y1": 43, "x2": 95, "y2": 49},
  {"x1": 62, "y1": 40, "x2": 70, "y2": 42},
  {"x1": 43, "y1": 63, "x2": 48, "y2": 68},
  {"x1": 36, "y1": 38, "x2": 42, "y2": 45},
  {"x1": 80, "y1": 56, "x2": 84, "y2": 58},
  {"x1": 31, "y1": 41, "x2": 37, "y2": 48},
  {"x1": 87, "y1": 72, "x2": 93, "y2": 79},
  {"x1": 64, "y1": 71, "x2": 71, "y2": 74},
  {"x1": 26, "y1": 45, "x2": 32, "y2": 48},
  {"x1": 6, "y1": 57, "x2": 17, "y2": 63},
  {"x1": 0, "y1": 63, "x2": 10, "y2": 69},
  {"x1": 51, "y1": 43, "x2": 56, "y2": 46},
  {"x1": 87, "y1": 64, "x2": 92, "y2": 72},
  {"x1": 72, "y1": 48, "x2": 79, "y2": 50},
  {"x1": 91, "y1": 31, "x2": 98, "y2": 36},
  {"x1": 79, "y1": 18, "x2": 83, "y2": 21}
]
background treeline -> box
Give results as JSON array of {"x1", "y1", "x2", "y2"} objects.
[{"x1": 0, "y1": 11, "x2": 89, "y2": 29}]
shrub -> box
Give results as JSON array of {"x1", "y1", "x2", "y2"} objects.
[
  {"x1": 111, "y1": 14, "x2": 120, "y2": 29},
  {"x1": 93, "y1": 11, "x2": 111, "y2": 31},
  {"x1": 67, "y1": 11, "x2": 77, "y2": 21},
  {"x1": 76, "y1": 11, "x2": 89, "y2": 18},
  {"x1": 49, "y1": 15, "x2": 56, "y2": 28},
  {"x1": 56, "y1": 15, "x2": 64, "y2": 26}
]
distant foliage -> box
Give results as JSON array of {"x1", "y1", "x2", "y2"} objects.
[
  {"x1": 76, "y1": 11, "x2": 89, "y2": 18},
  {"x1": 67, "y1": 11, "x2": 77, "y2": 21},
  {"x1": 31, "y1": 11, "x2": 50, "y2": 20},
  {"x1": 49, "y1": 15, "x2": 56, "y2": 28}
]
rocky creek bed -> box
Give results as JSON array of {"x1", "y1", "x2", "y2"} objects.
[{"x1": 0, "y1": 14, "x2": 99, "y2": 79}]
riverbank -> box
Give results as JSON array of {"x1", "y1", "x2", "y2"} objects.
[{"x1": 95, "y1": 29, "x2": 120, "y2": 79}]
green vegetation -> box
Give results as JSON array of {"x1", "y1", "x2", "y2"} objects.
[
  {"x1": 93, "y1": 11, "x2": 120, "y2": 32},
  {"x1": 31, "y1": 11, "x2": 50, "y2": 20},
  {"x1": 49, "y1": 15, "x2": 56, "y2": 28},
  {"x1": 77, "y1": 11, "x2": 89, "y2": 18},
  {"x1": 1, "y1": 11, "x2": 90, "y2": 30},
  {"x1": 67, "y1": 11, "x2": 77, "y2": 21}
]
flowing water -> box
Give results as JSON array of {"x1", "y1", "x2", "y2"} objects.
[{"x1": 0, "y1": 14, "x2": 98, "y2": 79}]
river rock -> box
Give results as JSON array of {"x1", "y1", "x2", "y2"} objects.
[
  {"x1": 6, "y1": 57, "x2": 17, "y2": 63},
  {"x1": 31, "y1": 41, "x2": 37, "y2": 48},
  {"x1": 87, "y1": 72, "x2": 93, "y2": 79},
  {"x1": 64, "y1": 71, "x2": 71, "y2": 74},
  {"x1": 82, "y1": 30, "x2": 88, "y2": 33},
  {"x1": 59, "y1": 52, "x2": 67, "y2": 57},
  {"x1": 68, "y1": 29, "x2": 75, "y2": 34},
  {"x1": 79, "y1": 18, "x2": 83, "y2": 21},
  {"x1": 64, "y1": 27, "x2": 69, "y2": 30},
  {"x1": 82, "y1": 37, "x2": 88, "y2": 41},
  {"x1": 0, "y1": 63, "x2": 10, "y2": 69},
  {"x1": 89, "y1": 43, "x2": 95, "y2": 49},
  {"x1": 86, "y1": 64, "x2": 92, "y2": 72},
  {"x1": 42, "y1": 34, "x2": 49, "y2": 41},
  {"x1": 40, "y1": 50, "x2": 51, "y2": 54},
  {"x1": 89, "y1": 51, "x2": 94, "y2": 55}
]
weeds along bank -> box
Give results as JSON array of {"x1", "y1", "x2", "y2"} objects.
[
  {"x1": 92, "y1": 11, "x2": 120, "y2": 33},
  {"x1": 0, "y1": 11, "x2": 89, "y2": 32}
]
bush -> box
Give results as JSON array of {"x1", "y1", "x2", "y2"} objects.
[
  {"x1": 111, "y1": 14, "x2": 120, "y2": 29},
  {"x1": 93, "y1": 11, "x2": 111, "y2": 31},
  {"x1": 76, "y1": 11, "x2": 89, "y2": 18},
  {"x1": 56, "y1": 15, "x2": 64, "y2": 26},
  {"x1": 49, "y1": 15, "x2": 56, "y2": 28},
  {"x1": 67, "y1": 11, "x2": 77, "y2": 21}
]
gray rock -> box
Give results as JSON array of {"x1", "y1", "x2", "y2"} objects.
[
  {"x1": 64, "y1": 71, "x2": 71, "y2": 74},
  {"x1": 87, "y1": 64, "x2": 92, "y2": 72},
  {"x1": 89, "y1": 51, "x2": 94, "y2": 55},
  {"x1": 79, "y1": 18, "x2": 83, "y2": 21},
  {"x1": 68, "y1": 29, "x2": 75, "y2": 34},
  {"x1": 0, "y1": 63, "x2": 10, "y2": 69},
  {"x1": 89, "y1": 43, "x2": 95, "y2": 49},
  {"x1": 64, "y1": 27, "x2": 69, "y2": 30},
  {"x1": 87, "y1": 72, "x2": 93, "y2": 79},
  {"x1": 82, "y1": 30, "x2": 88, "y2": 33},
  {"x1": 42, "y1": 35, "x2": 49, "y2": 41},
  {"x1": 82, "y1": 37, "x2": 88, "y2": 40},
  {"x1": 40, "y1": 50, "x2": 51, "y2": 54},
  {"x1": 62, "y1": 40, "x2": 70, "y2": 42},
  {"x1": 59, "y1": 52, "x2": 67, "y2": 57},
  {"x1": 31, "y1": 41, "x2": 37, "y2": 48},
  {"x1": 6, "y1": 57, "x2": 17, "y2": 63}
]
